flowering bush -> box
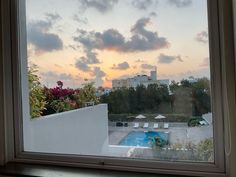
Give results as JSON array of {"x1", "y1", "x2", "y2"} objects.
[
  {"x1": 44, "y1": 87, "x2": 76, "y2": 100},
  {"x1": 28, "y1": 67, "x2": 100, "y2": 116},
  {"x1": 43, "y1": 81, "x2": 80, "y2": 114},
  {"x1": 42, "y1": 81, "x2": 99, "y2": 115}
]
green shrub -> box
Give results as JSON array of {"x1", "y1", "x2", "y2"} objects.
[
  {"x1": 169, "y1": 138, "x2": 213, "y2": 162},
  {"x1": 49, "y1": 98, "x2": 74, "y2": 113},
  {"x1": 150, "y1": 139, "x2": 213, "y2": 162},
  {"x1": 196, "y1": 138, "x2": 214, "y2": 162},
  {"x1": 75, "y1": 82, "x2": 99, "y2": 107},
  {"x1": 28, "y1": 66, "x2": 46, "y2": 118},
  {"x1": 188, "y1": 116, "x2": 203, "y2": 127},
  {"x1": 151, "y1": 137, "x2": 168, "y2": 148}
]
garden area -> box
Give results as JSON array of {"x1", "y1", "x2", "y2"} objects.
[
  {"x1": 100, "y1": 78, "x2": 211, "y2": 124},
  {"x1": 29, "y1": 67, "x2": 99, "y2": 118},
  {"x1": 132, "y1": 138, "x2": 214, "y2": 162},
  {"x1": 28, "y1": 66, "x2": 214, "y2": 161},
  {"x1": 29, "y1": 65, "x2": 211, "y2": 126},
  {"x1": 108, "y1": 113, "x2": 192, "y2": 122}
]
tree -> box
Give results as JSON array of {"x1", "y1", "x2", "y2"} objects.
[
  {"x1": 192, "y1": 77, "x2": 211, "y2": 116},
  {"x1": 100, "y1": 84, "x2": 172, "y2": 114},
  {"x1": 128, "y1": 87, "x2": 138, "y2": 113},
  {"x1": 172, "y1": 87, "x2": 193, "y2": 116},
  {"x1": 180, "y1": 79, "x2": 192, "y2": 87},
  {"x1": 172, "y1": 77, "x2": 211, "y2": 116},
  {"x1": 169, "y1": 80, "x2": 179, "y2": 93},
  {"x1": 135, "y1": 85, "x2": 147, "y2": 112},
  {"x1": 146, "y1": 84, "x2": 158, "y2": 111}
]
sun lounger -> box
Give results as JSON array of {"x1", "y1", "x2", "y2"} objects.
[
  {"x1": 133, "y1": 122, "x2": 139, "y2": 128},
  {"x1": 143, "y1": 123, "x2": 149, "y2": 128},
  {"x1": 153, "y1": 123, "x2": 159, "y2": 129},
  {"x1": 124, "y1": 122, "x2": 128, "y2": 127},
  {"x1": 116, "y1": 122, "x2": 123, "y2": 127},
  {"x1": 164, "y1": 123, "x2": 169, "y2": 129}
]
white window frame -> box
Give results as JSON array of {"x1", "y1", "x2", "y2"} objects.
[{"x1": 0, "y1": 0, "x2": 235, "y2": 176}]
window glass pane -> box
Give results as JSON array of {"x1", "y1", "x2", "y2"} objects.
[{"x1": 22, "y1": 0, "x2": 214, "y2": 162}]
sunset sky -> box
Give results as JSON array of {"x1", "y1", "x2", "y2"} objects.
[{"x1": 26, "y1": 0, "x2": 210, "y2": 88}]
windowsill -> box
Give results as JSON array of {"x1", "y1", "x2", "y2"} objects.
[{"x1": 0, "y1": 163, "x2": 189, "y2": 177}]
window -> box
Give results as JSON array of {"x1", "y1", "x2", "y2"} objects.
[
  {"x1": 22, "y1": 0, "x2": 218, "y2": 162},
  {"x1": 1, "y1": 0, "x2": 235, "y2": 176}
]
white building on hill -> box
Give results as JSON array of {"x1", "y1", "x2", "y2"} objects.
[{"x1": 112, "y1": 70, "x2": 169, "y2": 90}]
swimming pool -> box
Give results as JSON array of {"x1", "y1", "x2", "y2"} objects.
[{"x1": 119, "y1": 131, "x2": 168, "y2": 147}]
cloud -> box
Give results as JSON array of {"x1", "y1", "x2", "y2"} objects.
[
  {"x1": 74, "y1": 58, "x2": 106, "y2": 86},
  {"x1": 41, "y1": 72, "x2": 73, "y2": 81},
  {"x1": 131, "y1": 0, "x2": 158, "y2": 10},
  {"x1": 74, "y1": 29, "x2": 102, "y2": 64},
  {"x1": 196, "y1": 31, "x2": 208, "y2": 44},
  {"x1": 158, "y1": 53, "x2": 183, "y2": 64},
  {"x1": 150, "y1": 12, "x2": 157, "y2": 17},
  {"x1": 45, "y1": 13, "x2": 62, "y2": 22},
  {"x1": 159, "y1": 68, "x2": 210, "y2": 82},
  {"x1": 27, "y1": 18, "x2": 63, "y2": 54},
  {"x1": 75, "y1": 58, "x2": 92, "y2": 72},
  {"x1": 111, "y1": 62, "x2": 130, "y2": 70},
  {"x1": 124, "y1": 18, "x2": 169, "y2": 52},
  {"x1": 74, "y1": 17, "x2": 169, "y2": 55},
  {"x1": 83, "y1": 49, "x2": 100, "y2": 64},
  {"x1": 168, "y1": 0, "x2": 192, "y2": 7},
  {"x1": 91, "y1": 67, "x2": 106, "y2": 87},
  {"x1": 40, "y1": 71, "x2": 84, "y2": 88},
  {"x1": 135, "y1": 59, "x2": 145, "y2": 63},
  {"x1": 79, "y1": 0, "x2": 119, "y2": 13},
  {"x1": 116, "y1": 74, "x2": 135, "y2": 80},
  {"x1": 92, "y1": 67, "x2": 106, "y2": 78},
  {"x1": 141, "y1": 64, "x2": 156, "y2": 70},
  {"x1": 74, "y1": 28, "x2": 125, "y2": 52},
  {"x1": 73, "y1": 15, "x2": 88, "y2": 25},
  {"x1": 68, "y1": 45, "x2": 77, "y2": 50},
  {"x1": 55, "y1": 64, "x2": 62, "y2": 68},
  {"x1": 199, "y1": 57, "x2": 209, "y2": 67}
]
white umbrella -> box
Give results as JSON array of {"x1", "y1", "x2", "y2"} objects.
[
  {"x1": 136, "y1": 114, "x2": 146, "y2": 119},
  {"x1": 155, "y1": 114, "x2": 166, "y2": 119}
]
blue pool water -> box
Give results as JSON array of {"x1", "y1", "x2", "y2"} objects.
[{"x1": 119, "y1": 131, "x2": 168, "y2": 147}]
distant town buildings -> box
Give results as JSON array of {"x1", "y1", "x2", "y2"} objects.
[
  {"x1": 96, "y1": 87, "x2": 112, "y2": 96},
  {"x1": 187, "y1": 76, "x2": 198, "y2": 83},
  {"x1": 112, "y1": 70, "x2": 169, "y2": 90}
]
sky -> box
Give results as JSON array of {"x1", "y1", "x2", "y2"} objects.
[{"x1": 26, "y1": 0, "x2": 210, "y2": 88}]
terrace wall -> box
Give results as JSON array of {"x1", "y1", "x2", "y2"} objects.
[{"x1": 23, "y1": 104, "x2": 109, "y2": 156}]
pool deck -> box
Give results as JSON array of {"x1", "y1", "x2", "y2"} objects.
[{"x1": 109, "y1": 124, "x2": 213, "y2": 146}]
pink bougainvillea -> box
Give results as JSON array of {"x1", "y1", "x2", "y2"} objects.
[
  {"x1": 49, "y1": 87, "x2": 75, "y2": 99},
  {"x1": 43, "y1": 82, "x2": 81, "y2": 114}
]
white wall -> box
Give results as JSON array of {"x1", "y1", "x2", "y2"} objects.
[
  {"x1": 23, "y1": 104, "x2": 109, "y2": 156},
  {"x1": 19, "y1": 14, "x2": 111, "y2": 156}
]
